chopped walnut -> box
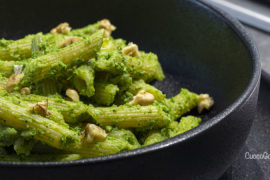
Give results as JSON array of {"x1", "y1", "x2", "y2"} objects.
[
  {"x1": 197, "y1": 94, "x2": 214, "y2": 113},
  {"x1": 122, "y1": 42, "x2": 141, "y2": 57},
  {"x1": 129, "y1": 90, "x2": 155, "y2": 106},
  {"x1": 50, "y1": 22, "x2": 71, "y2": 34},
  {"x1": 82, "y1": 123, "x2": 107, "y2": 143},
  {"x1": 6, "y1": 73, "x2": 24, "y2": 92},
  {"x1": 14, "y1": 65, "x2": 23, "y2": 75},
  {"x1": 98, "y1": 19, "x2": 116, "y2": 37},
  {"x1": 58, "y1": 37, "x2": 81, "y2": 48},
  {"x1": 31, "y1": 99, "x2": 50, "y2": 117},
  {"x1": 66, "y1": 88, "x2": 80, "y2": 102},
  {"x1": 20, "y1": 87, "x2": 31, "y2": 95}
]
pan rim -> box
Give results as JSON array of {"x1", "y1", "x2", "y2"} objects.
[{"x1": 0, "y1": 0, "x2": 261, "y2": 167}]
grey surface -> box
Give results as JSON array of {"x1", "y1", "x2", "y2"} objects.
[
  {"x1": 204, "y1": 0, "x2": 270, "y2": 32},
  {"x1": 225, "y1": 0, "x2": 270, "y2": 13},
  {"x1": 219, "y1": 26, "x2": 270, "y2": 180}
]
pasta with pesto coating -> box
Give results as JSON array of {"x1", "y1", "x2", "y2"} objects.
[{"x1": 0, "y1": 19, "x2": 213, "y2": 162}]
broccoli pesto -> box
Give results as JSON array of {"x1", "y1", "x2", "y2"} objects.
[{"x1": 0, "y1": 19, "x2": 214, "y2": 162}]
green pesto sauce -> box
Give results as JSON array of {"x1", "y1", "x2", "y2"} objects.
[
  {"x1": 0, "y1": 21, "x2": 210, "y2": 162},
  {"x1": 60, "y1": 135, "x2": 76, "y2": 149},
  {"x1": 0, "y1": 38, "x2": 13, "y2": 47}
]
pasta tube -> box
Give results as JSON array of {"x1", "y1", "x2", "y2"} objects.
[
  {"x1": 73, "y1": 64, "x2": 95, "y2": 97},
  {"x1": 92, "y1": 82, "x2": 119, "y2": 106},
  {"x1": 165, "y1": 88, "x2": 198, "y2": 120},
  {"x1": 129, "y1": 80, "x2": 165, "y2": 101},
  {"x1": 0, "y1": 36, "x2": 33, "y2": 60},
  {"x1": 90, "y1": 104, "x2": 171, "y2": 128},
  {"x1": 20, "y1": 30, "x2": 104, "y2": 86}
]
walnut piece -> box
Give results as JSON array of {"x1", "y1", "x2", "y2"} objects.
[
  {"x1": 98, "y1": 19, "x2": 116, "y2": 37},
  {"x1": 122, "y1": 42, "x2": 141, "y2": 57},
  {"x1": 14, "y1": 65, "x2": 23, "y2": 75},
  {"x1": 31, "y1": 99, "x2": 50, "y2": 117},
  {"x1": 197, "y1": 94, "x2": 214, "y2": 113},
  {"x1": 66, "y1": 88, "x2": 80, "y2": 102},
  {"x1": 58, "y1": 37, "x2": 81, "y2": 48},
  {"x1": 50, "y1": 22, "x2": 71, "y2": 34},
  {"x1": 129, "y1": 90, "x2": 155, "y2": 106},
  {"x1": 6, "y1": 73, "x2": 24, "y2": 92},
  {"x1": 20, "y1": 87, "x2": 31, "y2": 95},
  {"x1": 82, "y1": 124, "x2": 107, "y2": 143}
]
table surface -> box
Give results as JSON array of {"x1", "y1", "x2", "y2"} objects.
[{"x1": 219, "y1": 25, "x2": 270, "y2": 180}]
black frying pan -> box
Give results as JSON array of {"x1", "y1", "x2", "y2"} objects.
[{"x1": 0, "y1": 0, "x2": 261, "y2": 179}]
